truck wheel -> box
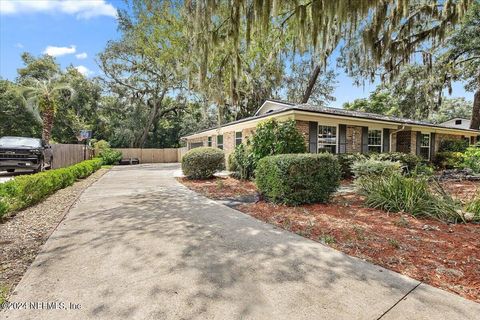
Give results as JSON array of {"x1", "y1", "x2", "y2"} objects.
[
  {"x1": 46, "y1": 157, "x2": 53, "y2": 170},
  {"x1": 34, "y1": 159, "x2": 44, "y2": 173},
  {"x1": 7, "y1": 169, "x2": 15, "y2": 173}
]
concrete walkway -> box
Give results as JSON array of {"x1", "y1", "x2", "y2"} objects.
[{"x1": 3, "y1": 164, "x2": 479, "y2": 320}]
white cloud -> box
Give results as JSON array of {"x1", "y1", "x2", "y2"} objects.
[
  {"x1": 43, "y1": 45, "x2": 76, "y2": 57},
  {"x1": 0, "y1": 0, "x2": 117, "y2": 19},
  {"x1": 15, "y1": 43, "x2": 24, "y2": 48},
  {"x1": 75, "y1": 65, "x2": 93, "y2": 77},
  {"x1": 75, "y1": 52, "x2": 88, "y2": 59}
]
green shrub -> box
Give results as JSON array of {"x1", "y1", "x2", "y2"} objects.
[
  {"x1": 463, "y1": 147, "x2": 480, "y2": 173},
  {"x1": 371, "y1": 152, "x2": 422, "y2": 172},
  {"x1": 182, "y1": 147, "x2": 225, "y2": 179},
  {"x1": 336, "y1": 153, "x2": 368, "y2": 179},
  {"x1": 255, "y1": 153, "x2": 341, "y2": 205},
  {"x1": 250, "y1": 119, "x2": 306, "y2": 163},
  {"x1": 351, "y1": 158, "x2": 402, "y2": 179},
  {"x1": 99, "y1": 148, "x2": 122, "y2": 165},
  {"x1": 229, "y1": 143, "x2": 255, "y2": 180},
  {"x1": 93, "y1": 139, "x2": 111, "y2": 152},
  {"x1": 439, "y1": 139, "x2": 469, "y2": 152},
  {"x1": 433, "y1": 151, "x2": 464, "y2": 169},
  {"x1": 0, "y1": 158, "x2": 102, "y2": 217},
  {"x1": 357, "y1": 174, "x2": 463, "y2": 223}
]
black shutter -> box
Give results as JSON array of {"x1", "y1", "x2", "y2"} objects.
[
  {"x1": 309, "y1": 121, "x2": 318, "y2": 153},
  {"x1": 416, "y1": 131, "x2": 422, "y2": 156},
  {"x1": 430, "y1": 133, "x2": 436, "y2": 159},
  {"x1": 382, "y1": 129, "x2": 390, "y2": 153},
  {"x1": 338, "y1": 124, "x2": 347, "y2": 154},
  {"x1": 361, "y1": 127, "x2": 369, "y2": 154}
]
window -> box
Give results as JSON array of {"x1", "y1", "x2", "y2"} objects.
[
  {"x1": 235, "y1": 132, "x2": 242, "y2": 146},
  {"x1": 455, "y1": 119, "x2": 462, "y2": 125},
  {"x1": 318, "y1": 125, "x2": 337, "y2": 153},
  {"x1": 217, "y1": 135, "x2": 224, "y2": 150},
  {"x1": 420, "y1": 133, "x2": 430, "y2": 160},
  {"x1": 368, "y1": 130, "x2": 382, "y2": 153},
  {"x1": 207, "y1": 136, "x2": 212, "y2": 147}
]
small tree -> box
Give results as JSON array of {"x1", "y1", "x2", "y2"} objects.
[{"x1": 250, "y1": 119, "x2": 306, "y2": 162}]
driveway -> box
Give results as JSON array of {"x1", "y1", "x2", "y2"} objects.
[{"x1": 3, "y1": 164, "x2": 479, "y2": 320}]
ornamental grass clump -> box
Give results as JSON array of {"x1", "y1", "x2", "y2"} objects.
[{"x1": 357, "y1": 173, "x2": 464, "y2": 223}]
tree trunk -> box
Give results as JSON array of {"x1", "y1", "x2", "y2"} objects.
[
  {"x1": 136, "y1": 89, "x2": 167, "y2": 148},
  {"x1": 301, "y1": 65, "x2": 321, "y2": 104},
  {"x1": 41, "y1": 104, "x2": 54, "y2": 142},
  {"x1": 471, "y1": 88, "x2": 480, "y2": 130}
]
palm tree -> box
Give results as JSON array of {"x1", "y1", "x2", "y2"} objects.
[{"x1": 19, "y1": 77, "x2": 74, "y2": 142}]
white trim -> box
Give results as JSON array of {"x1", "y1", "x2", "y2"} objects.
[
  {"x1": 367, "y1": 128, "x2": 383, "y2": 153},
  {"x1": 254, "y1": 100, "x2": 293, "y2": 116},
  {"x1": 317, "y1": 124, "x2": 339, "y2": 154}
]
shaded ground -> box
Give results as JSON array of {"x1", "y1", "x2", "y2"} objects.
[
  {"x1": 6, "y1": 164, "x2": 479, "y2": 319},
  {"x1": 0, "y1": 168, "x2": 108, "y2": 301},
  {"x1": 179, "y1": 177, "x2": 480, "y2": 303}
]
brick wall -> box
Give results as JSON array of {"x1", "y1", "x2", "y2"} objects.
[
  {"x1": 390, "y1": 133, "x2": 397, "y2": 152},
  {"x1": 187, "y1": 137, "x2": 207, "y2": 149},
  {"x1": 242, "y1": 127, "x2": 256, "y2": 141},
  {"x1": 296, "y1": 120, "x2": 310, "y2": 149},
  {"x1": 346, "y1": 126, "x2": 362, "y2": 153},
  {"x1": 410, "y1": 131, "x2": 417, "y2": 155},
  {"x1": 434, "y1": 133, "x2": 462, "y2": 152}
]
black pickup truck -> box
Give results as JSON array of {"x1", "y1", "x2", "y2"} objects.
[{"x1": 0, "y1": 136, "x2": 53, "y2": 173}]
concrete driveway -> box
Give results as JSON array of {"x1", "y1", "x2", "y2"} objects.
[{"x1": 3, "y1": 164, "x2": 479, "y2": 320}]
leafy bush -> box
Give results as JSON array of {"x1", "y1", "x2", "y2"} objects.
[
  {"x1": 94, "y1": 140, "x2": 122, "y2": 165},
  {"x1": 229, "y1": 143, "x2": 255, "y2": 180},
  {"x1": 0, "y1": 159, "x2": 102, "y2": 218},
  {"x1": 351, "y1": 158, "x2": 402, "y2": 179},
  {"x1": 99, "y1": 148, "x2": 122, "y2": 165},
  {"x1": 433, "y1": 151, "x2": 464, "y2": 169},
  {"x1": 182, "y1": 147, "x2": 225, "y2": 179},
  {"x1": 439, "y1": 139, "x2": 469, "y2": 152},
  {"x1": 336, "y1": 153, "x2": 368, "y2": 179},
  {"x1": 463, "y1": 147, "x2": 480, "y2": 173},
  {"x1": 250, "y1": 119, "x2": 306, "y2": 163},
  {"x1": 93, "y1": 139, "x2": 111, "y2": 152},
  {"x1": 255, "y1": 153, "x2": 341, "y2": 205},
  {"x1": 371, "y1": 152, "x2": 422, "y2": 172},
  {"x1": 357, "y1": 173, "x2": 463, "y2": 223}
]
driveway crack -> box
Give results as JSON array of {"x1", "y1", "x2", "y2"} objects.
[{"x1": 376, "y1": 282, "x2": 422, "y2": 320}]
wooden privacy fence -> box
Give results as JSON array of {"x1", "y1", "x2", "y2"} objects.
[
  {"x1": 113, "y1": 148, "x2": 187, "y2": 163},
  {"x1": 51, "y1": 144, "x2": 93, "y2": 169}
]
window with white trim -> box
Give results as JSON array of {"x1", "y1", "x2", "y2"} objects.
[
  {"x1": 420, "y1": 133, "x2": 430, "y2": 160},
  {"x1": 235, "y1": 132, "x2": 242, "y2": 146},
  {"x1": 207, "y1": 136, "x2": 212, "y2": 147},
  {"x1": 318, "y1": 125, "x2": 337, "y2": 154},
  {"x1": 368, "y1": 130, "x2": 382, "y2": 153},
  {"x1": 217, "y1": 135, "x2": 223, "y2": 150}
]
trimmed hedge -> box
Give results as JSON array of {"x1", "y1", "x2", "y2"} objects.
[
  {"x1": 0, "y1": 158, "x2": 102, "y2": 218},
  {"x1": 256, "y1": 153, "x2": 341, "y2": 205},
  {"x1": 182, "y1": 147, "x2": 225, "y2": 179}
]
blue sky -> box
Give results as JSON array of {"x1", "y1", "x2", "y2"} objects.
[{"x1": 0, "y1": 0, "x2": 473, "y2": 108}]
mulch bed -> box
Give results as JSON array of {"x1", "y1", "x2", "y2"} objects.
[
  {"x1": 179, "y1": 177, "x2": 480, "y2": 303},
  {"x1": 178, "y1": 176, "x2": 258, "y2": 199},
  {"x1": 0, "y1": 168, "x2": 109, "y2": 301}
]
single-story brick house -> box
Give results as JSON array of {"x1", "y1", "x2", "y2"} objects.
[{"x1": 182, "y1": 99, "x2": 480, "y2": 162}]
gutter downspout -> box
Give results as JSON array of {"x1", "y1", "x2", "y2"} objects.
[{"x1": 390, "y1": 125, "x2": 406, "y2": 152}]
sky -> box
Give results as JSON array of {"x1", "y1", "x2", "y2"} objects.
[{"x1": 0, "y1": 0, "x2": 474, "y2": 108}]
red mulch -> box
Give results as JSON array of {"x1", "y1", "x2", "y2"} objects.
[
  {"x1": 178, "y1": 177, "x2": 257, "y2": 199},
  {"x1": 179, "y1": 177, "x2": 480, "y2": 302}
]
